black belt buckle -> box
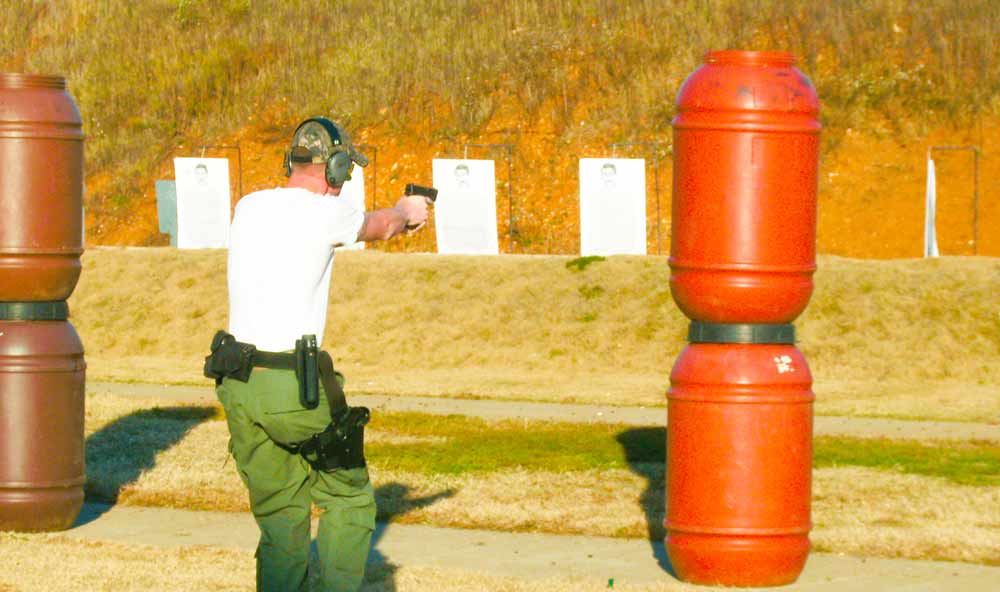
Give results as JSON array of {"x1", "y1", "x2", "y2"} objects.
[{"x1": 295, "y1": 334, "x2": 320, "y2": 409}]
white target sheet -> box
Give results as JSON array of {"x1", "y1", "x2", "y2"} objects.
[
  {"x1": 432, "y1": 159, "x2": 499, "y2": 255},
  {"x1": 335, "y1": 166, "x2": 366, "y2": 251},
  {"x1": 579, "y1": 158, "x2": 647, "y2": 256},
  {"x1": 174, "y1": 157, "x2": 231, "y2": 249}
]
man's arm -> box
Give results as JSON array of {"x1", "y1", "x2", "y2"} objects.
[
  {"x1": 356, "y1": 194, "x2": 429, "y2": 242},
  {"x1": 356, "y1": 208, "x2": 408, "y2": 242}
]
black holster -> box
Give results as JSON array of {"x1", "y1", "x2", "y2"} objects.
[
  {"x1": 205, "y1": 330, "x2": 370, "y2": 472},
  {"x1": 298, "y1": 406, "x2": 370, "y2": 471}
]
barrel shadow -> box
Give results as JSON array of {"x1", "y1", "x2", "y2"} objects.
[
  {"x1": 74, "y1": 405, "x2": 217, "y2": 526},
  {"x1": 615, "y1": 427, "x2": 676, "y2": 577}
]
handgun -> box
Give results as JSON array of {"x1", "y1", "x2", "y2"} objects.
[
  {"x1": 405, "y1": 183, "x2": 438, "y2": 203},
  {"x1": 404, "y1": 183, "x2": 437, "y2": 231}
]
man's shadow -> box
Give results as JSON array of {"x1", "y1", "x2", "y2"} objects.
[
  {"x1": 362, "y1": 483, "x2": 457, "y2": 591},
  {"x1": 74, "y1": 405, "x2": 218, "y2": 526},
  {"x1": 615, "y1": 427, "x2": 676, "y2": 576}
]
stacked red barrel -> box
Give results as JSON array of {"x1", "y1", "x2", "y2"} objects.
[
  {"x1": 666, "y1": 51, "x2": 820, "y2": 586},
  {"x1": 0, "y1": 73, "x2": 86, "y2": 531}
]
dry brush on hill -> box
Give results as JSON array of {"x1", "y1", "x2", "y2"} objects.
[{"x1": 70, "y1": 249, "x2": 1000, "y2": 421}]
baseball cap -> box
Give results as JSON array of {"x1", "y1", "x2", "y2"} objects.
[{"x1": 288, "y1": 118, "x2": 369, "y2": 167}]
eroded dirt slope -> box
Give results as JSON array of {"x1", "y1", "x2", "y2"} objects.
[{"x1": 86, "y1": 98, "x2": 1000, "y2": 259}]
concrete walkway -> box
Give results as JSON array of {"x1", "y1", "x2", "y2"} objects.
[
  {"x1": 67, "y1": 502, "x2": 1000, "y2": 591},
  {"x1": 90, "y1": 381, "x2": 1000, "y2": 442}
]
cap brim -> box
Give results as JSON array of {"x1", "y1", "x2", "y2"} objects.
[{"x1": 350, "y1": 149, "x2": 369, "y2": 167}]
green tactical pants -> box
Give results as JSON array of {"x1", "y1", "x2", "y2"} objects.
[{"x1": 216, "y1": 368, "x2": 375, "y2": 592}]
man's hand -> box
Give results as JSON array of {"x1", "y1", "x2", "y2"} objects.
[
  {"x1": 395, "y1": 194, "x2": 430, "y2": 233},
  {"x1": 358, "y1": 193, "x2": 431, "y2": 242}
]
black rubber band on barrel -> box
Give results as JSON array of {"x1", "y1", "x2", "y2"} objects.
[
  {"x1": 688, "y1": 321, "x2": 795, "y2": 344},
  {"x1": 0, "y1": 301, "x2": 70, "y2": 321}
]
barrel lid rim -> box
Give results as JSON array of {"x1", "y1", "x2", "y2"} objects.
[
  {"x1": 0, "y1": 73, "x2": 67, "y2": 89},
  {"x1": 0, "y1": 301, "x2": 70, "y2": 321},
  {"x1": 688, "y1": 321, "x2": 796, "y2": 344},
  {"x1": 705, "y1": 50, "x2": 796, "y2": 67}
]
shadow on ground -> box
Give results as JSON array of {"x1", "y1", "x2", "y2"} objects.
[
  {"x1": 75, "y1": 405, "x2": 218, "y2": 526},
  {"x1": 362, "y1": 483, "x2": 457, "y2": 591},
  {"x1": 616, "y1": 426, "x2": 676, "y2": 577}
]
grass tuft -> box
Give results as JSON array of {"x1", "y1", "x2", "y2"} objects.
[
  {"x1": 566, "y1": 256, "x2": 606, "y2": 272},
  {"x1": 577, "y1": 284, "x2": 605, "y2": 299}
]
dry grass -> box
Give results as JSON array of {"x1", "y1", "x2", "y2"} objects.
[
  {"x1": 0, "y1": 534, "x2": 701, "y2": 592},
  {"x1": 81, "y1": 393, "x2": 1000, "y2": 565},
  {"x1": 361, "y1": 567, "x2": 700, "y2": 592},
  {"x1": 365, "y1": 467, "x2": 1000, "y2": 565},
  {"x1": 0, "y1": 533, "x2": 254, "y2": 591},
  {"x1": 71, "y1": 249, "x2": 1000, "y2": 422},
  {"x1": 811, "y1": 467, "x2": 1000, "y2": 565}
]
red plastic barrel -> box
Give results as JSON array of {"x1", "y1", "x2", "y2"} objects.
[
  {"x1": 0, "y1": 73, "x2": 84, "y2": 301},
  {"x1": 0, "y1": 319, "x2": 86, "y2": 531},
  {"x1": 666, "y1": 342, "x2": 813, "y2": 587},
  {"x1": 670, "y1": 51, "x2": 820, "y2": 324}
]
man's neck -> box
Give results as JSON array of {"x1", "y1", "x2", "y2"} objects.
[{"x1": 286, "y1": 174, "x2": 330, "y2": 195}]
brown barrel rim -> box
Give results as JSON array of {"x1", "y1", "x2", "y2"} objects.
[
  {"x1": 0, "y1": 73, "x2": 67, "y2": 90},
  {"x1": 705, "y1": 50, "x2": 796, "y2": 67}
]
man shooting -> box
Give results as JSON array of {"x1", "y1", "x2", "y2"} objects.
[{"x1": 206, "y1": 117, "x2": 429, "y2": 591}]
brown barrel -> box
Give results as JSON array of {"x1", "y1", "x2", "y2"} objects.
[
  {"x1": 0, "y1": 317, "x2": 86, "y2": 531},
  {"x1": 666, "y1": 341, "x2": 813, "y2": 586},
  {"x1": 0, "y1": 73, "x2": 84, "y2": 301}
]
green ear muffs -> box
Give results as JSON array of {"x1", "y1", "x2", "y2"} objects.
[
  {"x1": 325, "y1": 149, "x2": 354, "y2": 186},
  {"x1": 284, "y1": 117, "x2": 365, "y2": 186}
]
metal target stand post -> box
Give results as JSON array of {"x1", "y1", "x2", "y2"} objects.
[
  {"x1": 464, "y1": 143, "x2": 515, "y2": 253},
  {"x1": 928, "y1": 145, "x2": 980, "y2": 255},
  {"x1": 610, "y1": 141, "x2": 664, "y2": 256},
  {"x1": 356, "y1": 144, "x2": 377, "y2": 211}
]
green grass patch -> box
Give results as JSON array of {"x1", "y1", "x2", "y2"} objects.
[
  {"x1": 369, "y1": 413, "x2": 652, "y2": 474},
  {"x1": 565, "y1": 256, "x2": 605, "y2": 272},
  {"x1": 577, "y1": 284, "x2": 605, "y2": 299},
  {"x1": 369, "y1": 412, "x2": 1000, "y2": 486},
  {"x1": 813, "y1": 435, "x2": 1000, "y2": 487}
]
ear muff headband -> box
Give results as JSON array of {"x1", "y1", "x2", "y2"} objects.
[{"x1": 284, "y1": 117, "x2": 356, "y2": 186}]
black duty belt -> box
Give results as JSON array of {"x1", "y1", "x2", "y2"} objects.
[{"x1": 203, "y1": 331, "x2": 347, "y2": 416}]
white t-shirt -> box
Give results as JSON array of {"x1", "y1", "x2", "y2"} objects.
[{"x1": 227, "y1": 187, "x2": 364, "y2": 351}]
